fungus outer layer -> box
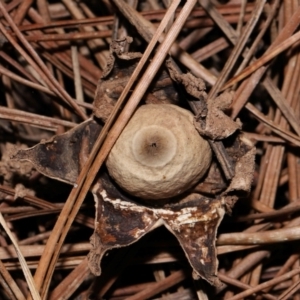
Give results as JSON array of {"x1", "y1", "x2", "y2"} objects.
[{"x1": 106, "y1": 104, "x2": 212, "y2": 199}]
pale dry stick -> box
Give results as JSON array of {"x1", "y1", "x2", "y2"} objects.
[
  {"x1": 0, "y1": 207, "x2": 36, "y2": 214},
  {"x1": 0, "y1": 58, "x2": 93, "y2": 109},
  {"x1": 0, "y1": 3, "x2": 87, "y2": 121},
  {"x1": 0, "y1": 0, "x2": 23, "y2": 16},
  {"x1": 0, "y1": 213, "x2": 41, "y2": 300},
  {"x1": 228, "y1": 268, "x2": 300, "y2": 300},
  {"x1": 258, "y1": 0, "x2": 300, "y2": 211},
  {"x1": 0, "y1": 51, "x2": 37, "y2": 83},
  {"x1": 217, "y1": 225, "x2": 300, "y2": 245},
  {"x1": 236, "y1": 202, "x2": 300, "y2": 222},
  {"x1": 17, "y1": 4, "x2": 254, "y2": 32},
  {"x1": 231, "y1": 6, "x2": 300, "y2": 119},
  {"x1": 0, "y1": 65, "x2": 55, "y2": 96},
  {"x1": 1, "y1": 243, "x2": 259, "y2": 268},
  {"x1": 148, "y1": 0, "x2": 161, "y2": 10},
  {"x1": 13, "y1": 0, "x2": 33, "y2": 25},
  {"x1": 223, "y1": 29, "x2": 300, "y2": 90},
  {"x1": 40, "y1": 51, "x2": 97, "y2": 94},
  {"x1": 110, "y1": 282, "x2": 157, "y2": 297},
  {"x1": 23, "y1": 33, "x2": 100, "y2": 97},
  {"x1": 71, "y1": 45, "x2": 84, "y2": 105},
  {"x1": 285, "y1": 28, "x2": 300, "y2": 202},
  {"x1": 194, "y1": 280, "x2": 209, "y2": 300},
  {"x1": 285, "y1": 0, "x2": 300, "y2": 204},
  {"x1": 78, "y1": 2, "x2": 112, "y2": 45},
  {"x1": 244, "y1": 104, "x2": 300, "y2": 147},
  {"x1": 36, "y1": 0, "x2": 51, "y2": 23},
  {"x1": 286, "y1": 7, "x2": 300, "y2": 288},
  {"x1": 0, "y1": 106, "x2": 76, "y2": 130},
  {"x1": 49, "y1": 258, "x2": 90, "y2": 300},
  {"x1": 0, "y1": 243, "x2": 91, "y2": 260},
  {"x1": 223, "y1": 260, "x2": 252, "y2": 288},
  {"x1": 112, "y1": 0, "x2": 217, "y2": 85},
  {"x1": 4, "y1": 256, "x2": 86, "y2": 272},
  {"x1": 248, "y1": 264, "x2": 262, "y2": 292},
  {"x1": 236, "y1": 0, "x2": 247, "y2": 35},
  {"x1": 191, "y1": 37, "x2": 229, "y2": 63},
  {"x1": 243, "y1": 132, "x2": 285, "y2": 143},
  {"x1": 19, "y1": 232, "x2": 52, "y2": 246},
  {"x1": 0, "y1": 259, "x2": 26, "y2": 300},
  {"x1": 198, "y1": 0, "x2": 300, "y2": 139},
  {"x1": 217, "y1": 226, "x2": 272, "y2": 293},
  {"x1": 232, "y1": 0, "x2": 280, "y2": 77},
  {"x1": 224, "y1": 269, "x2": 249, "y2": 299},
  {"x1": 55, "y1": 65, "x2": 73, "y2": 124},
  {"x1": 207, "y1": 0, "x2": 267, "y2": 99},
  {"x1": 178, "y1": 27, "x2": 212, "y2": 50},
  {"x1": 153, "y1": 268, "x2": 166, "y2": 287},
  {"x1": 0, "y1": 185, "x2": 94, "y2": 229},
  {"x1": 94, "y1": 240, "x2": 147, "y2": 297},
  {"x1": 262, "y1": 78, "x2": 300, "y2": 137},
  {"x1": 24, "y1": 30, "x2": 112, "y2": 42},
  {"x1": 2, "y1": 74, "x2": 13, "y2": 112},
  {"x1": 263, "y1": 254, "x2": 300, "y2": 294},
  {"x1": 292, "y1": 262, "x2": 300, "y2": 300},
  {"x1": 278, "y1": 279, "x2": 300, "y2": 300},
  {"x1": 225, "y1": 251, "x2": 272, "y2": 296},
  {"x1": 218, "y1": 273, "x2": 276, "y2": 300},
  {"x1": 199, "y1": 0, "x2": 299, "y2": 141},
  {"x1": 198, "y1": 0, "x2": 239, "y2": 44},
  {"x1": 273, "y1": 281, "x2": 294, "y2": 292},
  {"x1": 0, "y1": 274, "x2": 18, "y2": 300},
  {"x1": 198, "y1": 0, "x2": 299, "y2": 248},
  {"x1": 6, "y1": 208, "x2": 62, "y2": 222},
  {"x1": 62, "y1": 0, "x2": 108, "y2": 70},
  {"x1": 251, "y1": 198, "x2": 275, "y2": 213},
  {"x1": 292, "y1": 88, "x2": 300, "y2": 200},
  {"x1": 31, "y1": 1, "x2": 187, "y2": 298},
  {"x1": 124, "y1": 270, "x2": 186, "y2": 300},
  {"x1": 27, "y1": 6, "x2": 102, "y2": 81}
]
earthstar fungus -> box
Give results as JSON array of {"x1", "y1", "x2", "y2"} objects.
[{"x1": 13, "y1": 38, "x2": 255, "y2": 287}]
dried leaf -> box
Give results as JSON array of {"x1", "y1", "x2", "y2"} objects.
[
  {"x1": 167, "y1": 59, "x2": 207, "y2": 101},
  {"x1": 194, "y1": 91, "x2": 242, "y2": 140},
  {"x1": 224, "y1": 136, "x2": 256, "y2": 195}
]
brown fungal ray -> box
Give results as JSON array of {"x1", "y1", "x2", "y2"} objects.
[
  {"x1": 12, "y1": 119, "x2": 102, "y2": 184},
  {"x1": 162, "y1": 194, "x2": 224, "y2": 287},
  {"x1": 88, "y1": 176, "x2": 224, "y2": 287},
  {"x1": 88, "y1": 180, "x2": 160, "y2": 276}
]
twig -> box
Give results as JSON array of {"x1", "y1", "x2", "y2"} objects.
[
  {"x1": 0, "y1": 213, "x2": 41, "y2": 300},
  {"x1": 217, "y1": 225, "x2": 300, "y2": 245},
  {"x1": 206, "y1": 0, "x2": 266, "y2": 99},
  {"x1": 228, "y1": 268, "x2": 300, "y2": 300},
  {"x1": 0, "y1": 259, "x2": 26, "y2": 300},
  {"x1": 124, "y1": 270, "x2": 186, "y2": 300},
  {"x1": 0, "y1": 2, "x2": 87, "y2": 120}
]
